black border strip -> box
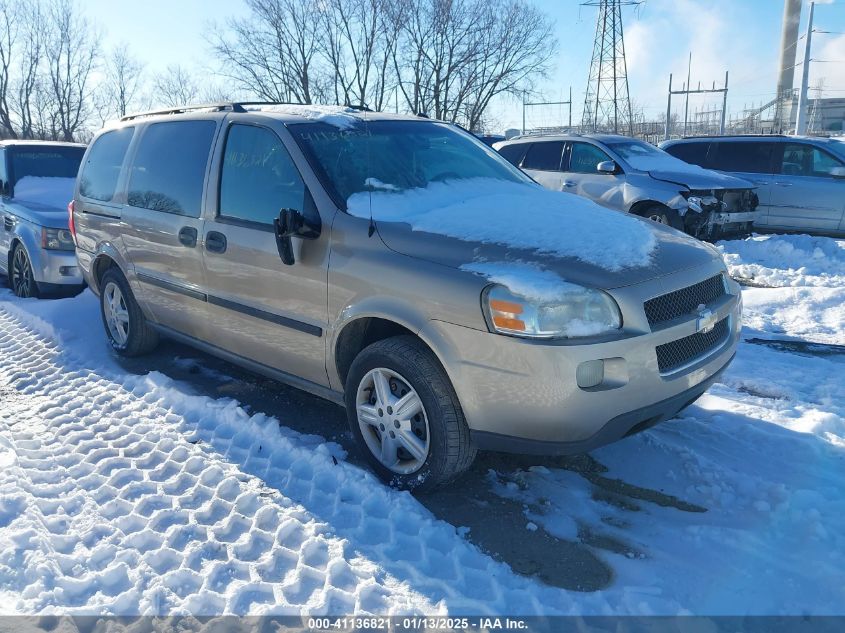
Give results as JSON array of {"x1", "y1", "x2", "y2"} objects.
[
  {"x1": 136, "y1": 272, "x2": 322, "y2": 337},
  {"x1": 206, "y1": 294, "x2": 322, "y2": 337},
  {"x1": 137, "y1": 272, "x2": 207, "y2": 302}
]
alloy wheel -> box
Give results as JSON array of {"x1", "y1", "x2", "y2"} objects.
[
  {"x1": 355, "y1": 367, "x2": 431, "y2": 474},
  {"x1": 103, "y1": 281, "x2": 130, "y2": 347},
  {"x1": 11, "y1": 247, "x2": 34, "y2": 298}
]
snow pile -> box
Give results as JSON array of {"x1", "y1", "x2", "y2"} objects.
[
  {"x1": 245, "y1": 105, "x2": 362, "y2": 130},
  {"x1": 718, "y1": 234, "x2": 845, "y2": 287},
  {"x1": 349, "y1": 179, "x2": 657, "y2": 271},
  {"x1": 12, "y1": 176, "x2": 75, "y2": 209}
]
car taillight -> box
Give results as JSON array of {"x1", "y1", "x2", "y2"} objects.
[{"x1": 67, "y1": 199, "x2": 76, "y2": 245}]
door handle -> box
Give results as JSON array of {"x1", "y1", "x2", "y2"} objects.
[
  {"x1": 564, "y1": 181, "x2": 576, "y2": 188},
  {"x1": 178, "y1": 226, "x2": 197, "y2": 247},
  {"x1": 774, "y1": 182, "x2": 793, "y2": 187},
  {"x1": 752, "y1": 180, "x2": 770, "y2": 186},
  {"x1": 205, "y1": 230, "x2": 227, "y2": 253}
]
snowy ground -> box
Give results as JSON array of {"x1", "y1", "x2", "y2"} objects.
[{"x1": 0, "y1": 233, "x2": 843, "y2": 616}]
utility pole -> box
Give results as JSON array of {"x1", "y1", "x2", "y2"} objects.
[
  {"x1": 795, "y1": 1, "x2": 814, "y2": 135},
  {"x1": 683, "y1": 52, "x2": 692, "y2": 136},
  {"x1": 664, "y1": 69, "x2": 729, "y2": 140},
  {"x1": 581, "y1": 0, "x2": 640, "y2": 135}
]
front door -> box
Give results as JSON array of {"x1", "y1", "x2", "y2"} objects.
[
  {"x1": 766, "y1": 142, "x2": 845, "y2": 232},
  {"x1": 200, "y1": 121, "x2": 331, "y2": 387},
  {"x1": 561, "y1": 141, "x2": 626, "y2": 210},
  {"x1": 121, "y1": 119, "x2": 218, "y2": 339}
]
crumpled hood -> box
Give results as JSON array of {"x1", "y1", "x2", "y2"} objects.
[
  {"x1": 648, "y1": 169, "x2": 754, "y2": 191},
  {"x1": 350, "y1": 178, "x2": 720, "y2": 290}
]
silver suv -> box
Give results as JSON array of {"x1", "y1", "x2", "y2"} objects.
[
  {"x1": 495, "y1": 134, "x2": 760, "y2": 240},
  {"x1": 1, "y1": 140, "x2": 86, "y2": 297},
  {"x1": 72, "y1": 103, "x2": 741, "y2": 490},
  {"x1": 662, "y1": 135, "x2": 845, "y2": 236}
]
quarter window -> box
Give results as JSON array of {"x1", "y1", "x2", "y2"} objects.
[
  {"x1": 128, "y1": 121, "x2": 216, "y2": 217},
  {"x1": 779, "y1": 143, "x2": 844, "y2": 177},
  {"x1": 521, "y1": 141, "x2": 564, "y2": 171},
  {"x1": 219, "y1": 124, "x2": 306, "y2": 224},
  {"x1": 79, "y1": 128, "x2": 135, "y2": 202},
  {"x1": 497, "y1": 143, "x2": 529, "y2": 167},
  {"x1": 708, "y1": 142, "x2": 773, "y2": 174},
  {"x1": 569, "y1": 142, "x2": 612, "y2": 174}
]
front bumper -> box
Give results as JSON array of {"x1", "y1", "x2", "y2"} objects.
[
  {"x1": 710, "y1": 210, "x2": 759, "y2": 225},
  {"x1": 32, "y1": 248, "x2": 84, "y2": 287},
  {"x1": 422, "y1": 261, "x2": 741, "y2": 453}
]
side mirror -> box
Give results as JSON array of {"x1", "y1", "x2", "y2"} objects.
[
  {"x1": 830, "y1": 166, "x2": 845, "y2": 179},
  {"x1": 597, "y1": 160, "x2": 617, "y2": 174},
  {"x1": 274, "y1": 208, "x2": 321, "y2": 266}
]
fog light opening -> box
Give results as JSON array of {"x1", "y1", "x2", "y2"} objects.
[
  {"x1": 59, "y1": 266, "x2": 78, "y2": 276},
  {"x1": 576, "y1": 360, "x2": 605, "y2": 389}
]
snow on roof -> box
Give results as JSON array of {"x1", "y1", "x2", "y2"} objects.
[
  {"x1": 243, "y1": 104, "x2": 363, "y2": 129},
  {"x1": 347, "y1": 178, "x2": 657, "y2": 271}
]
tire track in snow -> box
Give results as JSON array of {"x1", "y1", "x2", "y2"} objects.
[{"x1": 0, "y1": 305, "x2": 583, "y2": 615}]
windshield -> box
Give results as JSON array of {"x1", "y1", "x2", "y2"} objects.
[
  {"x1": 288, "y1": 120, "x2": 531, "y2": 206},
  {"x1": 605, "y1": 139, "x2": 697, "y2": 172},
  {"x1": 10, "y1": 145, "x2": 85, "y2": 185}
]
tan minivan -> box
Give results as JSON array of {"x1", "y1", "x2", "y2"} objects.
[{"x1": 71, "y1": 103, "x2": 741, "y2": 490}]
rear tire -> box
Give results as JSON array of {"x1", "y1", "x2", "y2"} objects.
[
  {"x1": 99, "y1": 268, "x2": 159, "y2": 356},
  {"x1": 345, "y1": 335, "x2": 476, "y2": 491}
]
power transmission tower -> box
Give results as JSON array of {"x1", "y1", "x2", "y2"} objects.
[{"x1": 581, "y1": 0, "x2": 640, "y2": 135}]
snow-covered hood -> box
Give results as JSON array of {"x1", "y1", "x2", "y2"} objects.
[
  {"x1": 6, "y1": 176, "x2": 74, "y2": 227},
  {"x1": 647, "y1": 168, "x2": 754, "y2": 191},
  {"x1": 349, "y1": 178, "x2": 719, "y2": 289}
]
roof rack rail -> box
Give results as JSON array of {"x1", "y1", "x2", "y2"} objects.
[{"x1": 120, "y1": 101, "x2": 375, "y2": 121}]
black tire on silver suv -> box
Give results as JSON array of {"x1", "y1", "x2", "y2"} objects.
[
  {"x1": 345, "y1": 335, "x2": 476, "y2": 491},
  {"x1": 99, "y1": 268, "x2": 159, "y2": 356},
  {"x1": 9, "y1": 243, "x2": 39, "y2": 298}
]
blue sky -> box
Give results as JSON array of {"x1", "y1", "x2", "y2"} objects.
[{"x1": 86, "y1": 0, "x2": 845, "y2": 130}]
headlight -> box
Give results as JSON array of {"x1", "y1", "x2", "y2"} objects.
[
  {"x1": 483, "y1": 284, "x2": 622, "y2": 339},
  {"x1": 41, "y1": 227, "x2": 75, "y2": 251}
]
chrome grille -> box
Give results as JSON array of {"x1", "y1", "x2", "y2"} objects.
[
  {"x1": 656, "y1": 317, "x2": 730, "y2": 374},
  {"x1": 644, "y1": 274, "x2": 726, "y2": 327}
]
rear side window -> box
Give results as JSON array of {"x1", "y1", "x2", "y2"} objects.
[
  {"x1": 80, "y1": 128, "x2": 134, "y2": 202},
  {"x1": 779, "y1": 143, "x2": 844, "y2": 177},
  {"x1": 497, "y1": 143, "x2": 529, "y2": 167},
  {"x1": 128, "y1": 121, "x2": 216, "y2": 217},
  {"x1": 664, "y1": 142, "x2": 709, "y2": 167},
  {"x1": 219, "y1": 124, "x2": 306, "y2": 225},
  {"x1": 569, "y1": 142, "x2": 612, "y2": 174},
  {"x1": 708, "y1": 142, "x2": 774, "y2": 174},
  {"x1": 521, "y1": 141, "x2": 564, "y2": 171}
]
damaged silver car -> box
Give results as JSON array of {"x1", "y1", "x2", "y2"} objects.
[{"x1": 494, "y1": 134, "x2": 759, "y2": 240}]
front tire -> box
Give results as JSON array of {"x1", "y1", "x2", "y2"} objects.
[
  {"x1": 638, "y1": 205, "x2": 684, "y2": 231},
  {"x1": 99, "y1": 268, "x2": 159, "y2": 356},
  {"x1": 345, "y1": 336, "x2": 476, "y2": 491},
  {"x1": 9, "y1": 243, "x2": 39, "y2": 298}
]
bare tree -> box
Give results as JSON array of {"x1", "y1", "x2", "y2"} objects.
[
  {"x1": 209, "y1": 0, "x2": 322, "y2": 104},
  {"x1": 12, "y1": 2, "x2": 47, "y2": 139},
  {"x1": 319, "y1": 0, "x2": 399, "y2": 110},
  {"x1": 96, "y1": 43, "x2": 145, "y2": 121},
  {"x1": 43, "y1": 0, "x2": 100, "y2": 141},
  {"x1": 152, "y1": 64, "x2": 201, "y2": 107},
  {"x1": 390, "y1": 0, "x2": 556, "y2": 129},
  {"x1": 0, "y1": 0, "x2": 20, "y2": 137}
]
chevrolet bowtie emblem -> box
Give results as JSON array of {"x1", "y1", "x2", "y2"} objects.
[{"x1": 696, "y1": 306, "x2": 717, "y2": 334}]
